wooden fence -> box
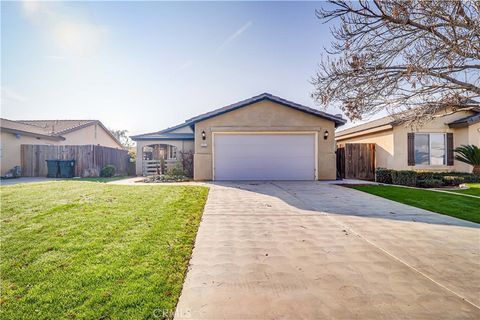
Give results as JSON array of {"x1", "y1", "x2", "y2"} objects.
[
  {"x1": 336, "y1": 143, "x2": 376, "y2": 180},
  {"x1": 21, "y1": 145, "x2": 130, "y2": 177}
]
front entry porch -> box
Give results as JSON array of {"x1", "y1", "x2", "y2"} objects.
[
  {"x1": 134, "y1": 139, "x2": 195, "y2": 176},
  {"x1": 142, "y1": 144, "x2": 178, "y2": 176}
]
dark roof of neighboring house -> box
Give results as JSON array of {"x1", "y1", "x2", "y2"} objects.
[
  {"x1": 186, "y1": 92, "x2": 346, "y2": 127},
  {"x1": 1, "y1": 118, "x2": 123, "y2": 146},
  {"x1": 336, "y1": 115, "x2": 395, "y2": 138},
  {"x1": 448, "y1": 111, "x2": 480, "y2": 128}
]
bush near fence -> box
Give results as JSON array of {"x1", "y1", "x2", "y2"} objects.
[{"x1": 375, "y1": 168, "x2": 479, "y2": 188}]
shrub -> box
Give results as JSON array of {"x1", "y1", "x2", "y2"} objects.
[
  {"x1": 391, "y1": 170, "x2": 417, "y2": 186},
  {"x1": 179, "y1": 151, "x2": 194, "y2": 178},
  {"x1": 442, "y1": 175, "x2": 465, "y2": 186},
  {"x1": 417, "y1": 178, "x2": 443, "y2": 188},
  {"x1": 416, "y1": 171, "x2": 436, "y2": 180},
  {"x1": 100, "y1": 165, "x2": 116, "y2": 177},
  {"x1": 167, "y1": 162, "x2": 187, "y2": 176},
  {"x1": 143, "y1": 174, "x2": 190, "y2": 183},
  {"x1": 375, "y1": 168, "x2": 394, "y2": 184}
]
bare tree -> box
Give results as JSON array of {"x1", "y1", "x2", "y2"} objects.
[
  {"x1": 312, "y1": 0, "x2": 480, "y2": 125},
  {"x1": 110, "y1": 129, "x2": 134, "y2": 149}
]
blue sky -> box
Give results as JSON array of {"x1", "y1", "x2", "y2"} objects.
[{"x1": 2, "y1": 1, "x2": 350, "y2": 135}]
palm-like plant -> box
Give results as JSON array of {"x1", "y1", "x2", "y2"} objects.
[{"x1": 454, "y1": 145, "x2": 480, "y2": 174}]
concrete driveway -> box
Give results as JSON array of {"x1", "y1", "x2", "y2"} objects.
[{"x1": 175, "y1": 181, "x2": 480, "y2": 319}]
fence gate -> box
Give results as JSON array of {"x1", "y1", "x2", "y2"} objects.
[{"x1": 336, "y1": 143, "x2": 375, "y2": 180}]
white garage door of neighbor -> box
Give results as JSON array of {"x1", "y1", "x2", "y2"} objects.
[{"x1": 213, "y1": 133, "x2": 316, "y2": 180}]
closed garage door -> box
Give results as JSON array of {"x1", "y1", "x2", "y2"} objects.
[{"x1": 213, "y1": 133, "x2": 316, "y2": 180}]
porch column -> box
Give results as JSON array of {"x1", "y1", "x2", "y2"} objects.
[{"x1": 135, "y1": 142, "x2": 144, "y2": 176}]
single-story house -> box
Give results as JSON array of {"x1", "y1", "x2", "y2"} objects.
[
  {"x1": 336, "y1": 109, "x2": 480, "y2": 173},
  {"x1": 131, "y1": 93, "x2": 346, "y2": 180},
  {"x1": 0, "y1": 119, "x2": 123, "y2": 176}
]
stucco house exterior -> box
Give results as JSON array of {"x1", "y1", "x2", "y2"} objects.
[
  {"x1": 336, "y1": 109, "x2": 480, "y2": 173},
  {"x1": 131, "y1": 93, "x2": 346, "y2": 180},
  {"x1": 0, "y1": 119, "x2": 123, "y2": 176}
]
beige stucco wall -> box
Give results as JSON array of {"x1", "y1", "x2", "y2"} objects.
[
  {"x1": 193, "y1": 100, "x2": 337, "y2": 181},
  {"x1": 0, "y1": 131, "x2": 58, "y2": 176},
  {"x1": 337, "y1": 129, "x2": 394, "y2": 169},
  {"x1": 135, "y1": 140, "x2": 194, "y2": 175},
  {"x1": 394, "y1": 111, "x2": 475, "y2": 172},
  {"x1": 60, "y1": 124, "x2": 122, "y2": 149},
  {"x1": 336, "y1": 111, "x2": 479, "y2": 173}
]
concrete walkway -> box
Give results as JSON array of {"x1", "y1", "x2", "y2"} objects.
[{"x1": 175, "y1": 181, "x2": 480, "y2": 319}]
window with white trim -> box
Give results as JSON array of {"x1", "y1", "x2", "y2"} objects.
[{"x1": 414, "y1": 133, "x2": 446, "y2": 166}]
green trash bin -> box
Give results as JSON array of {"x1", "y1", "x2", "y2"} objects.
[
  {"x1": 46, "y1": 160, "x2": 59, "y2": 178},
  {"x1": 58, "y1": 160, "x2": 75, "y2": 178}
]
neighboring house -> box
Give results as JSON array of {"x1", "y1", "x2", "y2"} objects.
[
  {"x1": 131, "y1": 93, "x2": 346, "y2": 180},
  {"x1": 336, "y1": 109, "x2": 480, "y2": 173},
  {"x1": 0, "y1": 119, "x2": 123, "y2": 176}
]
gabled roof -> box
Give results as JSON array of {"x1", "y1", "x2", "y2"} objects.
[
  {"x1": 337, "y1": 108, "x2": 480, "y2": 139},
  {"x1": 1, "y1": 118, "x2": 123, "y2": 147},
  {"x1": 186, "y1": 92, "x2": 346, "y2": 127},
  {"x1": 131, "y1": 93, "x2": 346, "y2": 141},
  {"x1": 130, "y1": 123, "x2": 194, "y2": 141},
  {"x1": 0, "y1": 118, "x2": 65, "y2": 140},
  {"x1": 17, "y1": 120, "x2": 97, "y2": 135}
]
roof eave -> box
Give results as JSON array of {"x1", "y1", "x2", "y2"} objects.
[
  {"x1": 336, "y1": 124, "x2": 393, "y2": 140},
  {"x1": 0, "y1": 127, "x2": 66, "y2": 141},
  {"x1": 132, "y1": 137, "x2": 194, "y2": 141}
]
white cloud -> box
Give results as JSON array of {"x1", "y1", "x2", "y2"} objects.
[
  {"x1": 1, "y1": 86, "x2": 29, "y2": 103},
  {"x1": 20, "y1": 1, "x2": 107, "y2": 57},
  {"x1": 217, "y1": 21, "x2": 252, "y2": 53}
]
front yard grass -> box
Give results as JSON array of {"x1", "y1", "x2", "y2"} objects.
[
  {"x1": 76, "y1": 176, "x2": 131, "y2": 183},
  {"x1": 0, "y1": 182, "x2": 208, "y2": 320},
  {"x1": 349, "y1": 185, "x2": 480, "y2": 223},
  {"x1": 444, "y1": 183, "x2": 480, "y2": 197}
]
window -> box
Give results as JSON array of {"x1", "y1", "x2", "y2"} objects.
[
  {"x1": 414, "y1": 133, "x2": 446, "y2": 166},
  {"x1": 168, "y1": 146, "x2": 177, "y2": 159}
]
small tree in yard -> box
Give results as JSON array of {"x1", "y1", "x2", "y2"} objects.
[
  {"x1": 455, "y1": 145, "x2": 480, "y2": 174},
  {"x1": 110, "y1": 129, "x2": 135, "y2": 149},
  {"x1": 312, "y1": 0, "x2": 480, "y2": 125}
]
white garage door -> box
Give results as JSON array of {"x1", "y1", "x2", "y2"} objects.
[{"x1": 213, "y1": 133, "x2": 315, "y2": 180}]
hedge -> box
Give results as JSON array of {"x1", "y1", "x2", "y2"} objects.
[
  {"x1": 391, "y1": 170, "x2": 417, "y2": 187},
  {"x1": 375, "y1": 168, "x2": 479, "y2": 188}
]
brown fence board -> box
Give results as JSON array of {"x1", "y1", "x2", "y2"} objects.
[
  {"x1": 21, "y1": 145, "x2": 129, "y2": 177},
  {"x1": 336, "y1": 143, "x2": 375, "y2": 181}
]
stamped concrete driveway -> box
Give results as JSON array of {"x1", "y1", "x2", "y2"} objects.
[{"x1": 175, "y1": 181, "x2": 480, "y2": 319}]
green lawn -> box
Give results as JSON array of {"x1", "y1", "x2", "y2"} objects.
[
  {"x1": 349, "y1": 185, "x2": 480, "y2": 223},
  {"x1": 0, "y1": 182, "x2": 208, "y2": 320},
  {"x1": 444, "y1": 183, "x2": 480, "y2": 197},
  {"x1": 76, "y1": 176, "x2": 131, "y2": 183}
]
